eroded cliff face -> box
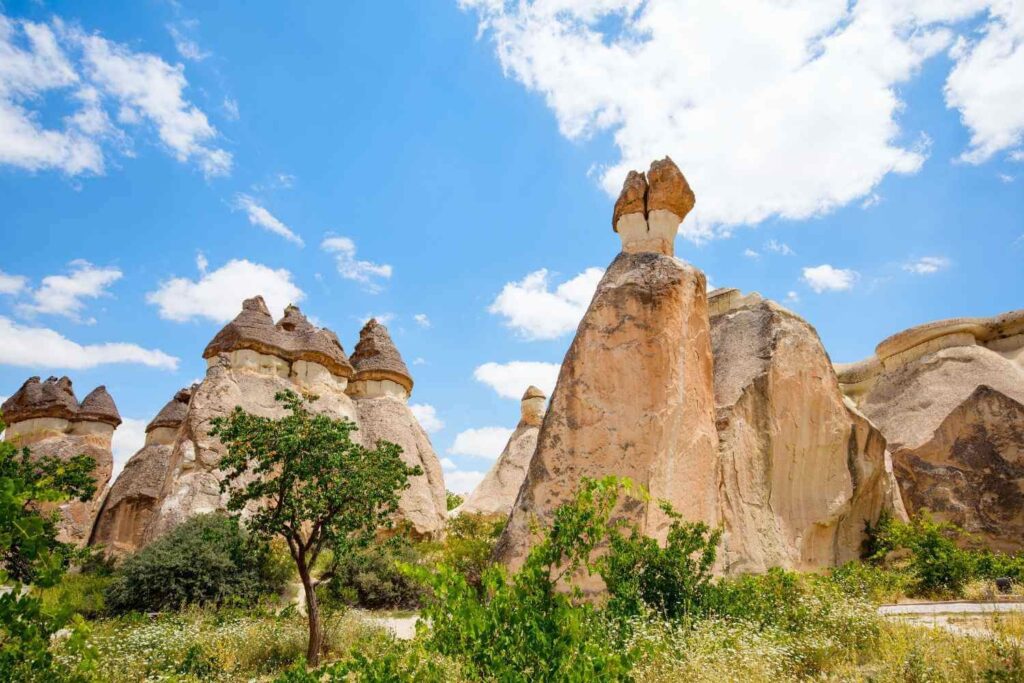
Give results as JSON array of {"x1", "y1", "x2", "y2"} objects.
[
  {"x1": 495, "y1": 158, "x2": 720, "y2": 582},
  {"x1": 454, "y1": 386, "x2": 546, "y2": 518},
  {"x1": 710, "y1": 291, "x2": 906, "y2": 573},
  {"x1": 837, "y1": 310, "x2": 1024, "y2": 551},
  {"x1": 2, "y1": 377, "x2": 121, "y2": 546}
]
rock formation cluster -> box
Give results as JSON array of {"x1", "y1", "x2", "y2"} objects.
[
  {"x1": 836, "y1": 310, "x2": 1024, "y2": 552},
  {"x1": 2, "y1": 376, "x2": 121, "y2": 546},
  {"x1": 453, "y1": 386, "x2": 547, "y2": 518}
]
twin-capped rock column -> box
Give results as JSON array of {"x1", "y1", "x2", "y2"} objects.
[
  {"x1": 454, "y1": 386, "x2": 547, "y2": 518},
  {"x1": 346, "y1": 319, "x2": 448, "y2": 537},
  {"x1": 2, "y1": 377, "x2": 121, "y2": 546},
  {"x1": 495, "y1": 158, "x2": 720, "y2": 578}
]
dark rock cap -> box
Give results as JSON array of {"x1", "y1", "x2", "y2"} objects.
[
  {"x1": 203, "y1": 296, "x2": 354, "y2": 377},
  {"x1": 350, "y1": 318, "x2": 413, "y2": 392},
  {"x1": 147, "y1": 387, "x2": 192, "y2": 432},
  {"x1": 522, "y1": 385, "x2": 546, "y2": 401},
  {"x1": 77, "y1": 386, "x2": 122, "y2": 427},
  {"x1": 2, "y1": 376, "x2": 79, "y2": 424},
  {"x1": 612, "y1": 157, "x2": 695, "y2": 231}
]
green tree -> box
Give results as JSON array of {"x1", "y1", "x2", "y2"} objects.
[
  {"x1": 445, "y1": 490, "x2": 463, "y2": 512},
  {"x1": 209, "y1": 390, "x2": 421, "y2": 667},
  {"x1": 0, "y1": 417, "x2": 98, "y2": 682}
]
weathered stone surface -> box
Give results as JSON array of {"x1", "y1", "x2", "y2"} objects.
[
  {"x1": 203, "y1": 297, "x2": 354, "y2": 378},
  {"x1": 454, "y1": 387, "x2": 546, "y2": 518},
  {"x1": 89, "y1": 387, "x2": 192, "y2": 554},
  {"x1": 711, "y1": 294, "x2": 906, "y2": 573},
  {"x1": 136, "y1": 302, "x2": 446, "y2": 545},
  {"x1": 612, "y1": 157, "x2": 693, "y2": 256},
  {"x1": 890, "y1": 386, "x2": 1024, "y2": 553},
  {"x1": 349, "y1": 318, "x2": 413, "y2": 393},
  {"x1": 837, "y1": 309, "x2": 1024, "y2": 551},
  {"x1": 495, "y1": 245, "x2": 719, "y2": 580},
  {"x1": 2, "y1": 376, "x2": 118, "y2": 546}
]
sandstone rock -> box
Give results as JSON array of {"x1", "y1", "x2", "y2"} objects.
[
  {"x1": 496, "y1": 159, "x2": 719, "y2": 583},
  {"x1": 145, "y1": 298, "x2": 362, "y2": 542},
  {"x1": 890, "y1": 385, "x2": 1023, "y2": 553},
  {"x1": 454, "y1": 386, "x2": 546, "y2": 518},
  {"x1": 2, "y1": 377, "x2": 120, "y2": 546},
  {"x1": 347, "y1": 319, "x2": 446, "y2": 537},
  {"x1": 89, "y1": 387, "x2": 193, "y2": 554},
  {"x1": 612, "y1": 157, "x2": 693, "y2": 256},
  {"x1": 836, "y1": 309, "x2": 1024, "y2": 551},
  {"x1": 711, "y1": 294, "x2": 906, "y2": 573}
]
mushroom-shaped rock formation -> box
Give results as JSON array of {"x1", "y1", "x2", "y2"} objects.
[
  {"x1": 144, "y1": 298, "x2": 361, "y2": 542},
  {"x1": 835, "y1": 308, "x2": 1024, "y2": 551},
  {"x1": 203, "y1": 296, "x2": 354, "y2": 382},
  {"x1": 611, "y1": 156, "x2": 694, "y2": 256},
  {"x1": 90, "y1": 387, "x2": 193, "y2": 554},
  {"x1": 710, "y1": 291, "x2": 906, "y2": 573},
  {"x1": 348, "y1": 318, "x2": 413, "y2": 398},
  {"x1": 496, "y1": 159, "x2": 719, "y2": 589},
  {"x1": 454, "y1": 386, "x2": 547, "y2": 518},
  {"x1": 2, "y1": 376, "x2": 119, "y2": 546},
  {"x1": 347, "y1": 319, "x2": 446, "y2": 537}
]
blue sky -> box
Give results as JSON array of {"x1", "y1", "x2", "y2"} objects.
[{"x1": 0, "y1": 0, "x2": 1021, "y2": 492}]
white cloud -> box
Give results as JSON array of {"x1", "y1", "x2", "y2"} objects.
[
  {"x1": 111, "y1": 417, "x2": 146, "y2": 478},
  {"x1": 413, "y1": 357, "x2": 426, "y2": 365},
  {"x1": 449, "y1": 426, "x2": 513, "y2": 460},
  {"x1": 902, "y1": 255, "x2": 951, "y2": 275},
  {"x1": 410, "y1": 403, "x2": 444, "y2": 433},
  {"x1": 441, "y1": 457, "x2": 457, "y2": 471},
  {"x1": 147, "y1": 258, "x2": 303, "y2": 323},
  {"x1": 356, "y1": 312, "x2": 395, "y2": 327},
  {"x1": 998, "y1": 173, "x2": 1014, "y2": 183},
  {"x1": 945, "y1": 4, "x2": 1024, "y2": 163},
  {"x1": 0, "y1": 14, "x2": 230, "y2": 177},
  {"x1": 232, "y1": 194, "x2": 304, "y2": 246},
  {"x1": 17, "y1": 260, "x2": 121, "y2": 321},
  {"x1": 489, "y1": 267, "x2": 603, "y2": 340},
  {"x1": 764, "y1": 239, "x2": 794, "y2": 255},
  {"x1": 474, "y1": 360, "x2": 559, "y2": 400},
  {"x1": 460, "y1": 0, "x2": 1011, "y2": 239},
  {"x1": 0, "y1": 269, "x2": 27, "y2": 295},
  {"x1": 444, "y1": 468, "x2": 486, "y2": 495},
  {"x1": 413, "y1": 313, "x2": 431, "y2": 328},
  {"x1": 222, "y1": 97, "x2": 239, "y2": 121},
  {"x1": 195, "y1": 251, "x2": 208, "y2": 274},
  {"x1": 321, "y1": 236, "x2": 392, "y2": 292},
  {"x1": 0, "y1": 315, "x2": 178, "y2": 369},
  {"x1": 166, "y1": 23, "x2": 209, "y2": 62},
  {"x1": 786, "y1": 290, "x2": 800, "y2": 304},
  {"x1": 743, "y1": 248, "x2": 760, "y2": 259},
  {"x1": 802, "y1": 264, "x2": 859, "y2": 293}
]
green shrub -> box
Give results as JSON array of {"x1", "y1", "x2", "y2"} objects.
[
  {"x1": 445, "y1": 490, "x2": 464, "y2": 511},
  {"x1": 104, "y1": 514, "x2": 284, "y2": 614},
  {"x1": 828, "y1": 561, "x2": 913, "y2": 604},
  {"x1": 875, "y1": 513, "x2": 976, "y2": 596},
  {"x1": 600, "y1": 501, "x2": 720, "y2": 621},
  {"x1": 410, "y1": 477, "x2": 634, "y2": 682},
  {"x1": 40, "y1": 573, "x2": 111, "y2": 620},
  {"x1": 437, "y1": 513, "x2": 506, "y2": 593},
  {"x1": 323, "y1": 541, "x2": 425, "y2": 610}
]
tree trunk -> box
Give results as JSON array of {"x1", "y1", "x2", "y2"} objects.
[{"x1": 299, "y1": 564, "x2": 323, "y2": 667}]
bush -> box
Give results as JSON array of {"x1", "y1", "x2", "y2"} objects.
[
  {"x1": 600, "y1": 501, "x2": 720, "y2": 621},
  {"x1": 323, "y1": 541, "x2": 425, "y2": 610},
  {"x1": 105, "y1": 514, "x2": 285, "y2": 614},
  {"x1": 436, "y1": 513, "x2": 506, "y2": 593},
  {"x1": 40, "y1": 573, "x2": 111, "y2": 620},
  {"x1": 445, "y1": 490, "x2": 464, "y2": 511},
  {"x1": 828, "y1": 561, "x2": 913, "y2": 604},
  {"x1": 874, "y1": 513, "x2": 976, "y2": 596}
]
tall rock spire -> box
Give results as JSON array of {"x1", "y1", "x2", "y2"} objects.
[
  {"x1": 348, "y1": 318, "x2": 413, "y2": 397},
  {"x1": 495, "y1": 159, "x2": 719, "y2": 587}
]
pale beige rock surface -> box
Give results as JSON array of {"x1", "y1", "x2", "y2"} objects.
[
  {"x1": 89, "y1": 388, "x2": 193, "y2": 553},
  {"x1": 837, "y1": 310, "x2": 1024, "y2": 551},
  {"x1": 496, "y1": 160, "x2": 718, "y2": 580},
  {"x1": 347, "y1": 319, "x2": 446, "y2": 537},
  {"x1": 2, "y1": 377, "x2": 120, "y2": 546},
  {"x1": 454, "y1": 386, "x2": 546, "y2": 518},
  {"x1": 711, "y1": 295, "x2": 906, "y2": 573}
]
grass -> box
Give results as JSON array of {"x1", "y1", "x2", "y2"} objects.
[{"x1": 52, "y1": 607, "x2": 395, "y2": 682}]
